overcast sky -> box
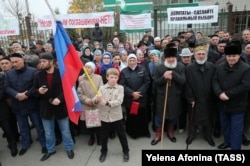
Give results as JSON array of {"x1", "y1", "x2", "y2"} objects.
[
  {"x1": 29, "y1": 0, "x2": 69, "y2": 17},
  {"x1": 0, "y1": 0, "x2": 69, "y2": 18}
]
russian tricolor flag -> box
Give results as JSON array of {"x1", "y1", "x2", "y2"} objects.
[{"x1": 54, "y1": 21, "x2": 83, "y2": 125}]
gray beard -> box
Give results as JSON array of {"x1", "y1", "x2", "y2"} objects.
[{"x1": 164, "y1": 60, "x2": 177, "y2": 69}]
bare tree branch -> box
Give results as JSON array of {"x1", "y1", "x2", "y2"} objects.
[{"x1": 0, "y1": 0, "x2": 25, "y2": 18}]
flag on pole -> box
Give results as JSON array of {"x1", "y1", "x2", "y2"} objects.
[{"x1": 54, "y1": 21, "x2": 83, "y2": 125}]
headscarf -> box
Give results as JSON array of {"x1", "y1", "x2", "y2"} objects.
[{"x1": 100, "y1": 52, "x2": 113, "y2": 73}]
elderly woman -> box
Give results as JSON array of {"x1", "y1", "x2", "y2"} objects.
[
  {"x1": 120, "y1": 54, "x2": 150, "y2": 138},
  {"x1": 77, "y1": 62, "x2": 103, "y2": 146}
]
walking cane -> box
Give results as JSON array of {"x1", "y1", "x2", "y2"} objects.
[
  {"x1": 160, "y1": 80, "x2": 171, "y2": 149},
  {"x1": 186, "y1": 105, "x2": 194, "y2": 150}
]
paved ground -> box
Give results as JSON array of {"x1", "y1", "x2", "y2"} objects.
[{"x1": 0, "y1": 123, "x2": 249, "y2": 166}]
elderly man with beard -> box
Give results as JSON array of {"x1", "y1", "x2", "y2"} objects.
[
  {"x1": 213, "y1": 44, "x2": 250, "y2": 150},
  {"x1": 185, "y1": 46, "x2": 217, "y2": 147},
  {"x1": 151, "y1": 47, "x2": 186, "y2": 145},
  {"x1": 32, "y1": 53, "x2": 75, "y2": 161}
]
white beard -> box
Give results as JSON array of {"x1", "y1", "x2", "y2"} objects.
[
  {"x1": 164, "y1": 60, "x2": 177, "y2": 69},
  {"x1": 196, "y1": 57, "x2": 207, "y2": 65}
]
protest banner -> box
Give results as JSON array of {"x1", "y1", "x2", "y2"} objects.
[
  {"x1": 120, "y1": 12, "x2": 151, "y2": 33},
  {"x1": 38, "y1": 12, "x2": 114, "y2": 30},
  {"x1": 0, "y1": 19, "x2": 19, "y2": 36},
  {"x1": 167, "y1": 5, "x2": 218, "y2": 24}
]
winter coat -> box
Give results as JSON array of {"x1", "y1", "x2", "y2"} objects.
[
  {"x1": 186, "y1": 61, "x2": 216, "y2": 125},
  {"x1": 120, "y1": 65, "x2": 150, "y2": 109},
  {"x1": 153, "y1": 62, "x2": 186, "y2": 120},
  {"x1": 213, "y1": 60, "x2": 250, "y2": 114},
  {"x1": 32, "y1": 68, "x2": 68, "y2": 120},
  {"x1": 77, "y1": 73, "x2": 103, "y2": 120},
  {"x1": 4, "y1": 65, "x2": 39, "y2": 115}
]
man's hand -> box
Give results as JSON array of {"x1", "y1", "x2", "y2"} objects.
[
  {"x1": 38, "y1": 86, "x2": 48, "y2": 95},
  {"x1": 219, "y1": 92, "x2": 229, "y2": 101},
  {"x1": 16, "y1": 91, "x2": 28, "y2": 101},
  {"x1": 191, "y1": 101, "x2": 195, "y2": 108},
  {"x1": 164, "y1": 71, "x2": 172, "y2": 80},
  {"x1": 51, "y1": 98, "x2": 61, "y2": 105}
]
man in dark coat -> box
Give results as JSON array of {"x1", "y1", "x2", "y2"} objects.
[
  {"x1": 4, "y1": 53, "x2": 46, "y2": 156},
  {"x1": 0, "y1": 72, "x2": 18, "y2": 157},
  {"x1": 92, "y1": 22, "x2": 104, "y2": 48},
  {"x1": 151, "y1": 47, "x2": 186, "y2": 145},
  {"x1": 213, "y1": 44, "x2": 250, "y2": 150},
  {"x1": 32, "y1": 53, "x2": 75, "y2": 161},
  {"x1": 185, "y1": 45, "x2": 217, "y2": 147}
]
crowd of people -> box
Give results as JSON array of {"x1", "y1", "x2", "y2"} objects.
[{"x1": 1, "y1": 26, "x2": 250, "y2": 164}]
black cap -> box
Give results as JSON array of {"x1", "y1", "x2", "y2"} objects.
[
  {"x1": 9, "y1": 53, "x2": 23, "y2": 58},
  {"x1": 40, "y1": 53, "x2": 54, "y2": 60}
]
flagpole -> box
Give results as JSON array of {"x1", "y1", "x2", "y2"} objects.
[
  {"x1": 44, "y1": 0, "x2": 57, "y2": 21},
  {"x1": 82, "y1": 67, "x2": 100, "y2": 96}
]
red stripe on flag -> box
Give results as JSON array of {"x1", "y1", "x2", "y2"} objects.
[{"x1": 62, "y1": 45, "x2": 83, "y2": 124}]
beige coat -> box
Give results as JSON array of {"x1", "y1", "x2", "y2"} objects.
[
  {"x1": 97, "y1": 83, "x2": 124, "y2": 123},
  {"x1": 77, "y1": 73, "x2": 103, "y2": 120}
]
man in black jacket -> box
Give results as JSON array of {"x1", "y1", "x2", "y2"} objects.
[
  {"x1": 4, "y1": 53, "x2": 46, "y2": 156},
  {"x1": 92, "y1": 22, "x2": 104, "y2": 48},
  {"x1": 32, "y1": 53, "x2": 75, "y2": 161},
  {"x1": 213, "y1": 44, "x2": 250, "y2": 150}
]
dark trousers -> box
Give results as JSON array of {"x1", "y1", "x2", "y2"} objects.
[
  {"x1": 100, "y1": 120, "x2": 129, "y2": 154},
  {"x1": 178, "y1": 99, "x2": 190, "y2": 130},
  {"x1": 0, "y1": 118, "x2": 17, "y2": 149},
  {"x1": 220, "y1": 110, "x2": 244, "y2": 150}
]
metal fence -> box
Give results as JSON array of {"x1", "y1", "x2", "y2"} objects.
[{"x1": 1, "y1": 8, "x2": 250, "y2": 53}]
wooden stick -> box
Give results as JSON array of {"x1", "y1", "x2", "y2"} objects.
[{"x1": 160, "y1": 80, "x2": 170, "y2": 149}]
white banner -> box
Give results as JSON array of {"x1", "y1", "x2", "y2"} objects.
[
  {"x1": 167, "y1": 5, "x2": 218, "y2": 24},
  {"x1": 0, "y1": 19, "x2": 19, "y2": 36},
  {"x1": 38, "y1": 12, "x2": 114, "y2": 30},
  {"x1": 120, "y1": 13, "x2": 151, "y2": 31}
]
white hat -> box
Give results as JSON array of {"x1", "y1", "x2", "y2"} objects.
[
  {"x1": 179, "y1": 48, "x2": 193, "y2": 57},
  {"x1": 85, "y1": 62, "x2": 96, "y2": 71},
  {"x1": 127, "y1": 53, "x2": 137, "y2": 63}
]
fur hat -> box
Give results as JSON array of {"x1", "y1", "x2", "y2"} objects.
[
  {"x1": 164, "y1": 47, "x2": 177, "y2": 58},
  {"x1": 224, "y1": 45, "x2": 242, "y2": 55}
]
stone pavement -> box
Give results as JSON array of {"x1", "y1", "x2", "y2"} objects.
[{"x1": 0, "y1": 124, "x2": 249, "y2": 166}]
